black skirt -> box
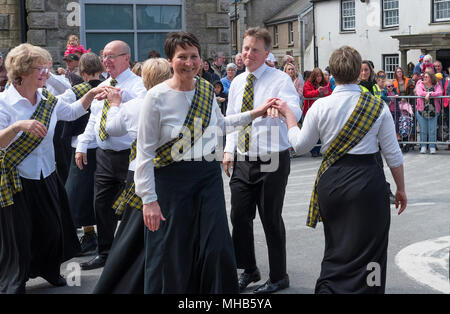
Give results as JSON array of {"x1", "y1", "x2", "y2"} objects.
[
  {"x1": 65, "y1": 148, "x2": 97, "y2": 227},
  {"x1": 93, "y1": 171, "x2": 144, "y2": 294},
  {"x1": 144, "y1": 160, "x2": 239, "y2": 294},
  {"x1": 315, "y1": 154, "x2": 390, "y2": 294},
  {"x1": 0, "y1": 172, "x2": 81, "y2": 294}
]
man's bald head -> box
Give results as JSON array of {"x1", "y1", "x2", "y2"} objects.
[{"x1": 102, "y1": 40, "x2": 131, "y2": 78}]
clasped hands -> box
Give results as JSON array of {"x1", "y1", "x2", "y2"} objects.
[
  {"x1": 93, "y1": 86, "x2": 124, "y2": 107},
  {"x1": 254, "y1": 97, "x2": 291, "y2": 120}
]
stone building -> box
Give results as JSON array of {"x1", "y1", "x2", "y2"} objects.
[
  {"x1": 230, "y1": 0, "x2": 295, "y2": 55},
  {"x1": 0, "y1": 0, "x2": 232, "y2": 67}
]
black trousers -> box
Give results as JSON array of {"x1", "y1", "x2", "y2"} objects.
[
  {"x1": 230, "y1": 150, "x2": 290, "y2": 282},
  {"x1": 94, "y1": 148, "x2": 129, "y2": 256}
]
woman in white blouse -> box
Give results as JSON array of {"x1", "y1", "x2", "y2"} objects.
[
  {"x1": 93, "y1": 58, "x2": 172, "y2": 294},
  {"x1": 0, "y1": 44, "x2": 103, "y2": 293},
  {"x1": 272, "y1": 46, "x2": 407, "y2": 294},
  {"x1": 134, "y1": 32, "x2": 273, "y2": 294}
]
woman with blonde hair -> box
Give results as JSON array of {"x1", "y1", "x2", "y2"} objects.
[
  {"x1": 93, "y1": 58, "x2": 173, "y2": 293},
  {"x1": 0, "y1": 43, "x2": 103, "y2": 293},
  {"x1": 284, "y1": 62, "x2": 304, "y2": 100}
]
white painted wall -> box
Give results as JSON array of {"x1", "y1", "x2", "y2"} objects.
[{"x1": 306, "y1": 0, "x2": 449, "y2": 72}]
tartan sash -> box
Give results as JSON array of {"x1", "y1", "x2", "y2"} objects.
[
  {"x1": 112, "y1": 139, "x2": 140, "y2": 214},
  {"x1": 71, "y1": 82, "x2": 92, "y2": 100},
  {"x1": 238, "y1": 74, "x2": 256, "y2": 153},
  {"x1": 306, "y1": 92, "x2": 384, "y2": 228},
  {"x1": 99, "y1": 78, "x2": 117, "y2": 141},
  {"x1": 0, "y1": 89, "x2": 58, "y2": 208},
  {"x1": 153, "y1": 76, "x2": 215, "y2": 168}
]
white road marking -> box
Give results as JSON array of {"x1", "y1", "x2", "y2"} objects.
[
  {"x1": 395, "y1": 236, "x2": 450, "y2": 294},
  {"x1": 407, "y1": 202, "x2": 436, "y2": 207}
]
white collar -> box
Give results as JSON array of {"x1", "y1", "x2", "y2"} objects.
[
  {"x1": 245, "y1": 63, "x2": 269, "y2": 80},
  {"x1": 332, "y1": 84, "x2": 362, "y2": 93},
  {"x1": 6, "y1": 84, "x2": 43, "y2": 107}
]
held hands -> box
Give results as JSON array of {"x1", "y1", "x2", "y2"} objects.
[
  {"x1": 250, "y1": 97, "x2": 279, "y2": 120},
  {"x1": 93, "y1": 86, "x2": 122, "y2": 101},
  {"x1": 143, "y1": 201, "x2": 166, "y2": 232},
  {"x1": 106, "y1": 88, "x2": 123, "y2": 107}
]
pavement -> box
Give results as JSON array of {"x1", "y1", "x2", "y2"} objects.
[{"x1": 26, "y1": 145, "x2": 450, "y2": 294}]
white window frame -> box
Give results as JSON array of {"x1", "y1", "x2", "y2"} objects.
[
  {"x1": 382, "y1": 0, "x2": 399, "y2": 28},
  {"x1": 433, "y1": 0, "x2": 450, "y2": 22},
  {"x1": 341, "y1": 0, "x2": 355, "y2": 31},
  {"x1": 273, "y1": 25, "x2": 278, "y2": 47},
  {"x1": 79, "y1": 0, "x2": 185, "y2": 61},
  {"x1": 288, "y1": 22, "x2": 294, "y2": 45},
  {"x1": 383, "y1": 54, "x2": 399, "y2": 80}
]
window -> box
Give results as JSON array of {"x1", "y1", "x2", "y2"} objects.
[
  {"x1": 288, "y1": 22, "x2": 294, "y2": 44},
  {"x1": 382, "y1": 0, "x2": 399, "y2": 28},
  {"x1": 273, "y1": 25, "x2": 278, "y2": 47},
  {"x1": 80, "y1": 0, "x2": 184, "y2": 61},
  {"x1": 341, "y1": 0, "x2": 355, "y2": 31},
  {"x1": 433, "y1": 0, "x2": 450, "y2": 22},
  {"x1": 383, "y1": 54, "x2": 399, "y2": 79}
]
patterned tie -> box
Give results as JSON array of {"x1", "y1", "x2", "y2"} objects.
[
  {"x1": 238, "y1": 73, "x2": 256, "y2": 153},
  {"x1": 99, "y1": 78, "x2": 118, "y2": 141}
]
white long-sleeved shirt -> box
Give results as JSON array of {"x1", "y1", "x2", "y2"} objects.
[
  {"x1": 0, "y1": 85, "x2": 87, "y2": 179},
  {"x1": 57, "y1": 88, "x2": 97, "y2": 150},
  {"x1": 134, "y1": 81, "x2": 252, "y2": 204},
  {"x1": 46, "y1": 72, "x2": 72, "y2": 96},
  {"x1": 76, "y1": 68, "x2": 146, "y2": 153},
  {"x1": 105, "y1": 97, "x2": 143, "y2": 171},
  {"x1": 225, "y1": 63, "x2": 302, "y2": 157},
  {"x1": 287, "y1": 84, "x2": 404, "y2": 168}
]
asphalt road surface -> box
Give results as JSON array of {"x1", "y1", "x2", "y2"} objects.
[{"x1": 26, "y1": 146, "x2": 450, "y2": 294}]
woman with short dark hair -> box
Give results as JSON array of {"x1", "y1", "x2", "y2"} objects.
[
  {"x1": 135, "y1": 31, "x2": 273, "y2": 294},
  {"x1": 272, "y1": 46, "x2": 407, "y2": 294}
]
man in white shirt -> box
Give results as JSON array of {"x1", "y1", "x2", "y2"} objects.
[
  {"x1": 223, "y1": 27, "x2": 301, "y2": 294},
  {"x1": 75, "y1": 40, "x2": 146, "y2": 270}
]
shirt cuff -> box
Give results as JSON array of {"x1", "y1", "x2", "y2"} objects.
[{"x1": 76, "y1": 142, "x2": 88, "y2": 154}]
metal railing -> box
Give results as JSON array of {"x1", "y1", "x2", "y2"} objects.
[{"x1": 301, "y1": 95, "x2": 450, "y2": 152}]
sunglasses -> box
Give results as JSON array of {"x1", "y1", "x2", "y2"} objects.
[{"x1": 386, "y1": 85, "x2": 394, "y2": 88}]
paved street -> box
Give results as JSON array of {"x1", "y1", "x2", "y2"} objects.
[{"x1": 27, "y1": 146, "x2": 450, "y2": 294}]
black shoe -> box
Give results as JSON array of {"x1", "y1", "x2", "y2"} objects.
[
  {"x1": 80, "y1": 255, "x2": 107, "y2": 270},
  {"x1": 43, "y1": 274, "x2": 67, "y2": 287},
  {"x1": 311, "y1": 151, "x2": 320, "y2": 158},
  {"x1": 238, "y1": 269, "x2": 261, "y2": 292},
  {"x1": 79, "y1": 233, "x2": 98, "y2": 255},
  {"x1": 253, "y1": 274, "x2": 289, "y2": 294}
]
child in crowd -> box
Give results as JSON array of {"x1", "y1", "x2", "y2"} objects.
[
  {"x1": 64, "y1": 35, "x2": 90, "y2": 57},
  {"x1": 213, "y1": 80, "x2": 227, "y2": 116}
]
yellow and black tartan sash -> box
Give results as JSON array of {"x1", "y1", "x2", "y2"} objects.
[
  {"x1": 153, "y1": 76, "x2": 215, "y2": 168},
  {"x1": 0, "y1": 89, "x2": 58, "y2": 207},
  {"x1": 99, "y1": 78, "x2": 117, "y2": 141},
  {"x1": 71, "y1": 82, "x2": 92, "y2": 100},
  {"x1": 306, "y1": 92, "x2": 384, "y2": 228},
  {"x1": 238, "y1": 73, "x2": 256, "y2": 153},
  {"x1": 112, "y1": 139, "x2": 140, "y2": 214}
]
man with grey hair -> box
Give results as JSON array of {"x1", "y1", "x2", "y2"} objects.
[
  {"x1": 76, "y1": 40, "x2": 146, "y2": 270},
  {"x1": 221, "y1": 63, "x2": 238, "y2": 95},
  {"x1": 235, "y1": 53, "x2": 246, "y2": 75},
  {"x1": 212, "y1": 51, "x2": 227, "y2": 78}
]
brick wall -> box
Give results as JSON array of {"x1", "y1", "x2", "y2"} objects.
[{"x1": 0, "y1": 0, "x2": 21, "y2": 56}]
